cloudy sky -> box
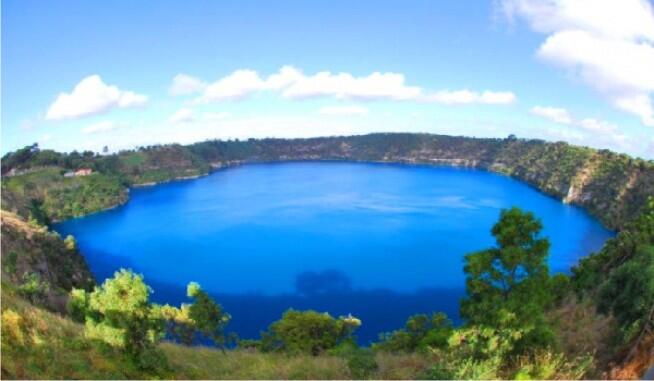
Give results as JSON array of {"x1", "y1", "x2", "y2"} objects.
[{"x1": 2, "y1": 0, "x2": 654, "y2": 158}]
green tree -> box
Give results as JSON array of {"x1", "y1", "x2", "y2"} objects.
[
  {"x1": 261, "y1": 309, "x2": 361, "y2": 355},
  {"x1": 374, "y1": 312, "x2": 452, "y2": 353},
  {"x1": 64, "y1": 235, "x2": 77, "y2": 251},
  {"x1": 186, "y1": 282, "x2": 231, "y2": 348},
  {"x1": 573, "y1": 198, "x2": 654, "y2": 345},
  {"x1": 597, "y1": 245, "x2": 654, "y2": 341},
  {"x1": 70, "y1": 269, "x2": 166, "y2": 369},
  {"x1": 460, "y1": 207, "x2": 553, "y2": 349},
  {"x1": 153, "y1": 303, "x2": 196, "y2": 345}
]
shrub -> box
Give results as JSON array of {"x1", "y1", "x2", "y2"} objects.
[
  {"x1": 261, "y1": 310, "x2": 361, "y2": 355},
  {"x1": 71, "y1": 269, "x2": 167, "y2": 370},
  {"x1": 18, "y1": 272, "x2": 48, "y2": 303},
  {"x1": 374, "y1": 312, "x2": 452, "y2": 353},
  {"x1": 346, "y1": 348, "x2": 378, "y2": 379}
]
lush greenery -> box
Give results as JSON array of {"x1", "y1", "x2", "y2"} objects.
[
  {"x1": 373, "y1": 313, "x2": 452, "y2": 353},
  {"x1": 571, "y1": 198, "x2": 654, "y2": 372},
  {"x1": 2, "y1": 134, "x2": 653, "y2": 379},
  {"x1": 460, "y1": 208, "x2": 555, "y2": 351},
  {"x1": 259, "y1": 310, "x2": 361, "y2": 355},
  {"x1": 1, "y1": 166, "x2": 127, "y2": 223}
]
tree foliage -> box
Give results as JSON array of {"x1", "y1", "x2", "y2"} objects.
[
  {"x1": 573, "y1": 198, "x2": 654, "y2": 344},
  {"x1": 186, "y1": 282, "x2": 231, "y2": 348},
  {"x1": 261, "y1": 309, "x2": 361, "y2": 355},
  {"x1": 461, "y1": 207, "x2": 554, "y2": 349},
  {"x1": 374, "y1": 312, "x2": 452, "y2": 353},
  {"x1": 69, "y1": 269, "x2": 167, "y2": 369}
]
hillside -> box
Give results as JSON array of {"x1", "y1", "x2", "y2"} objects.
[
  {"x1": 4, "y1": 133, "x2": 651, "y2": 229},
  {"x1": 1, "y1": 211, "x2": 94, "y2": 312},
  {"x1": 1, "y1": 133, "x2": 653, "y2": 379}
]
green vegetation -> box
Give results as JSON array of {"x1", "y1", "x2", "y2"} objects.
[
  {"x1": 1, "y1": 134, "x2": 653, "y2": 379},
  {"x1": 571, "y1": 198, "x2": 654, "y2": 369},
  {"x1": 185, "y1": 282, "x2": 231, "y2": 348},
  {"x1": 69, "y1": 270, "x2": 168, "y2": 370},
  {"x1": 0, "y1": 211, "x2": 94, "y2": 312},
  {"x1": 260, "y1": 310, "x2": 361, "y2": 355},
  {"x1": 374, "y1": 313, "x2": 452, "y2": 353},
  {"x1": 461, "y1": 207, "x2": 554, "y2": 350},
  {"x1": 115, "y1": 144, "x2": 210, "y2": 185},
  {"x1": 1, "y1": 166, "x2": 127, "y2": 222},
  {"x1": 7, "y1": 205, "x2": 651, "y2": 379}
]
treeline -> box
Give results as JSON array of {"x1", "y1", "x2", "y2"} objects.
[{"x1": 3, "y1": 134, "x2": 653, "y2": 228}]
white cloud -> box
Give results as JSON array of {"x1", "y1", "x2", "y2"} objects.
[
  {"x1": 200, "y1": 70, "x2": 266, "y2": 102},
  {"x1": 529, "y1": 104, "x2": 639, "y2": 153},
  {"x1": 46, "y1": 75, "x2": 147, "y2": 120},
  {"x1": 169, "y1": 74, "x2": 207, "y2": 95},
  {"x1": 281, "y1": 69, "x2": 421, "y2": 100},
  {"x1": 174, "y1": 65, "x2": 516, "y2": 106},
  {"x1": 169, "y1": 108, "x2": 195, "y2": 124},
  {"x1": 530, "y1": 106, "x2": 573, "y2": 124},
  {"x1": 424, "y1": 90, "x2": 516, "y2": 105},
  {"x1": 499, "y1": 0, "x2": 654, "y2": 126},
  {"x1": 319, "y1": 105, "x2": 369, "y2": 116},
  {"x1": 82, "y1": 121, "x2": 120, "y2": 134},
  {"x1": 500, "y1": 0, "x2": 654, "y2": 40},
  {"x1": 577, "y1": 117, "x2": 618, "y2": 134}
]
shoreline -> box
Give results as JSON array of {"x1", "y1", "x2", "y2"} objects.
[{"x1": 52, "y1": 158, "x2": 615, "y2": 233}]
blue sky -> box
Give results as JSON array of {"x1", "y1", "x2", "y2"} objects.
[{"x1": 2, "y1": 0, "x2": 654, "y2": 158}]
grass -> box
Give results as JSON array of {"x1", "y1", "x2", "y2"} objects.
[
  {"x1": 162, "y1": 344, "x2": 351, "y2": 379},
  {"x1": 1, "y1": 284, "x2": 430, "y2": 379}
]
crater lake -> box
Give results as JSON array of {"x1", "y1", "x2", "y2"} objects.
[{"x1": 54, "y1": 161, "x2": 613, "y2": 343}]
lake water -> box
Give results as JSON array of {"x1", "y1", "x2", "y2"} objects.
[{"x1": 54, "y1": 162, "x2": 613, "y2": 343}]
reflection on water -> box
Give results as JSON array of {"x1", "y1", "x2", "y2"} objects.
[
  {"x1": 146, "y1": 271, "x2": 463, "y2": 344},
  {"x1": 295, "y1": 270, "x2": 352, "y2": 296}
]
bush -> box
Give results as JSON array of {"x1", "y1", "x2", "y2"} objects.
[
  {"x1": 18, "y1": 272, "x2": 48, "y2": 303},
  {"x1": 71, "y1": 269, "x2": 167, "y2": 369},
  {"x1": 374, "y1": 312, "x2": 452, "y2": 353},
  {"x1": 261, "y1": 310, "x2": 361, "y2": 355},
  {"x1": 346, "y1": 348, "x2": 378, "y2": 379}
]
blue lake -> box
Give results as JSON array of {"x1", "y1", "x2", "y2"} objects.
[{"x1": 54, "y1": 162, "x2": 613, "y2": 343}]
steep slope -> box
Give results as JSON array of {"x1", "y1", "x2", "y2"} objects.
[{"x1": 1, "y1": 211, "x2": 94, "y2": 312}]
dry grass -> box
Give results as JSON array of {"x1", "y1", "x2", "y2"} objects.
[{"x1": 1, "y1": 285, "x2": 430, "y2": 379}]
